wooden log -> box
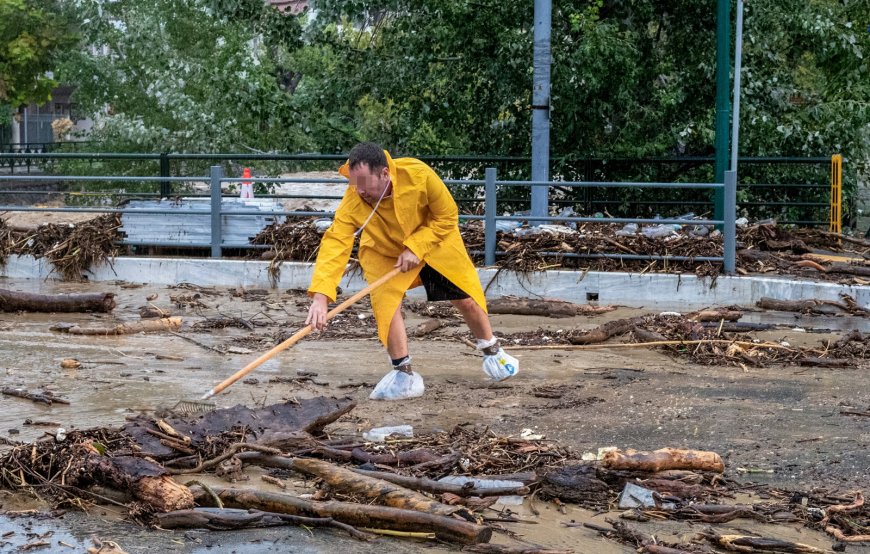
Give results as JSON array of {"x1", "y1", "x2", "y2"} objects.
[
  {"x1": 415, "y1": 318, "x2": 442, "y2": 336},
  {"x1": 275, "y1": 457, "x2": 461, "y2": 517},
  {"x1": 569, "y1": 317, "x2": 643, "y2": 345},
  {"x1": 602, "y1": 448, "x2": 724, "y2": 473},
  {"x1": 464, "y1": 545, "x2": 573, "y2": 554},
  {"x1": 642, "y1": 546, "x2": 696, "y2": 554},
  {"x1": 688, "y1": 309, "x2": 743, "y2": 322},
  {"x1": 56, "y1": 316, "x2": 183, "y2": 335},
  {"x1": 488, "y1": 296, "x2": 616, "y2": 318},
  {"x1": 238, "y1": 453, "x2": 528, "y2": 498},
  {"x1": 700, "y1": 529, "x2": 829, "y2": 553},
  {"x1": 756, "y1": 297, "x2": 848, "y2": 315},
  {"x1": 632, "y1": 327, "x2": 667, "y2": 343},
  {"x1": 156, "y1": 507, "x2": 375, "y2": 539},
  {"x1": 640, "y1": 478, "x2": 708, "y2": 499},
  {"x1": 0, "y1": 289, "x2": 116, "y2": 313},
  {"x1": 83, "y1": 455, "x2": 193, "y2": 512},
  {"x1": 826, "y1": 262, "x2": 870, "y2": 278},
  {"x1": 1, "y1": 388, "x2": 69, "y2": 405},
  {"x1": 194, "y1": 486, "x2": 492, "y2": 544},
  {"x1": 350, "y1": 447, "x2": 439, "y2": 465},
  {"x1": 798, "y1": 357, "x2": 851, "y2": 368}
]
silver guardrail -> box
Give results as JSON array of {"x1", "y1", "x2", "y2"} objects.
[{"x1": 0, "y1": 165, "x2": 737, "y2": 273}]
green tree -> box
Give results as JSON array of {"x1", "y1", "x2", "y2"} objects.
[
  {"x1": 58, "y1": 0, "x2": 305, "y2": 153},
  {"x1": 0, "y1": 0, "x2": 74, "y2": 122}
]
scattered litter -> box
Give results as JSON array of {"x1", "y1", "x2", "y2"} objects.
[{"x1": 363, "y1": 425, "x2": 414, "y2": 442}]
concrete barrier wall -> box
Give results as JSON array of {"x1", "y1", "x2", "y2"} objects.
[{"x1": 2, "y1": 255, "x2": 867, "y2": 310}]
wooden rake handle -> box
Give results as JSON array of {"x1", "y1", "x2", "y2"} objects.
[{"x1": 202, "y1": 267, "x2": 402, "y2": 399}]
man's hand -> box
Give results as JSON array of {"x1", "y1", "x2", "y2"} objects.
[
  {"x1": 394, "y1": 249, "x2": 421, "y2": 272},
  {"x1": 306, "y1": 293, "x2": 329, "y2": 331}
]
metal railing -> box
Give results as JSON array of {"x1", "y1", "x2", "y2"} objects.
[{"x1": 0, "y1": 165, "x2": 738, "y2": 273}]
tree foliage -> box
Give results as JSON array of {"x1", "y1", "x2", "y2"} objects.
[
  {"x1": 56, "y1": 0, "x2": 869, "y2": 176},
  {"x1": 0, "y1": 0, "x2": 75, "y2": 121},
  {"x1": 58, "y1": 0, "x2": 304, "y2": 152}
]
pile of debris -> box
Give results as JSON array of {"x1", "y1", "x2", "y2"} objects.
[
  {"x1": 250, "y1": 217, "x2": 870, "y2": 283},
  {"x1": 0, "y1": 214, "x2": 120, "y2": 280},
  {"x1": 1, "y1": 396, "x2": 866, "y2": 550},
  {"x1": 496, "y1": 306, "x2": 869, "y2": 368}
]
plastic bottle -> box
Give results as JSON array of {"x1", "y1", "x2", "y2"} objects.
[
  {"x1": 616, "y1": 223, "x2": 638, "y2": 236},
  {"x1": 438, "y1": 476, "x2": 525, "y2": 505},
  {"x1": 362, "y1": 425, "x2": 414, "y2": 442},
  {"x1": 642, "y1": 225, "x2": 678, "y2": 238}
]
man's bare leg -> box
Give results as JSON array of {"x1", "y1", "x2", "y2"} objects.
[
  {"x1": 450, "y1": 297, "x2": 493, "y2": 341},
  {"x1": 386, "y1": 304, "x2": 409, "y2": 359}
]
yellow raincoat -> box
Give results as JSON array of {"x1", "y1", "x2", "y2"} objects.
[{"x1": 308, "y1": 151, "x2": 487, "y2": 345}]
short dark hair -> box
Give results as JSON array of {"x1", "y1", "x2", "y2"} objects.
[{"x1": 348, "y1": 142, "x2": 387, "y2": 172}]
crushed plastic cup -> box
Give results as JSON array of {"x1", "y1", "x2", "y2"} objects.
[
  {"x1": 735, "y1": 217, "x2": 749, "y2": 226},
  {"x1": 363, "y1": 425, "x2": 414, "y2": 442}
]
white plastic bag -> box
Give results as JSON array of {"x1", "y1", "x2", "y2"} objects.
[
  {"x1": 482, "y1": 348, "x2": 519, "y2": 381},
  {"x1": 369, "y1": 369, "x2": 425, "y2": 401}
]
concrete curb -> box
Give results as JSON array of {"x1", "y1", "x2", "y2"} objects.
[{"x1": 2, "y1": 255, "x2": 867, "y2": 310}]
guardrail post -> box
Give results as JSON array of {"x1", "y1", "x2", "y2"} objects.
[
  {"x1": 484, "y1": 167, "x2": 497, "y2": 266},
  {"x1": 723, "y1": 170, "x2": 737, "y2": 274},
  {"x1": 210, "y1": 165, "x2": 223, "y2": 258},
  {"x1": 159, "y1": 153, "x2": 171, "y2": 198}
]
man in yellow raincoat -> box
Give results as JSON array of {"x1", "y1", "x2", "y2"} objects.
[{"x1": 306, "y1": 142, "x2": 519, "y2": 400}]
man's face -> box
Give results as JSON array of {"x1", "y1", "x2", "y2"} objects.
[{"x1": 348, "y1": 163, "x2": 390, "y2": 205}]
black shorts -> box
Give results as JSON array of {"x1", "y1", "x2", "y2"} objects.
[{"x1": 419, "y1": 265, "x2": 470, "y2": 302}]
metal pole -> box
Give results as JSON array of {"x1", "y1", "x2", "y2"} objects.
[
  {"x1": 723, "y1": 170, "x2": 737, "y2": 274},
  {"x1": 484, "y1": 167, "x2": 497, "y2": 266},
  {"x1": 160, "y1": 153, "x2": 171, "y2": 198},
  {"x1": 210, "y1": 165, "x2": 223, "y2": 258},
  {"x1": 531, "y1": 0, "x2": 552, "y2": 222},
  {"x1": 730, "y1": 0, "x2": 744, "y2": 173},
  {"x1": 713, "y1": 0, "x2": 731, "y2": 222}
]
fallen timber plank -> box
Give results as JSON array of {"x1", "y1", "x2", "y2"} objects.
[{"x1": 0, "y1": 289, "x2": 116, "y2": 313}]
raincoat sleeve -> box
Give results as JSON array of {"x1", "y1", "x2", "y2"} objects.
[
  {"x1": 402, "y1": 170, "x2": 459, "y2": 261},
  {"x1": 308, "y1": 189, "x2": 364, "y2": 302}
]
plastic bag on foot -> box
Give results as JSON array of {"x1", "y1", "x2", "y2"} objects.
[
  {"x1": 482, "y1": 348, "x2": 519, "y2": 381},
  {"x1": 369, "y1": 369, "x2": 425, "y2": 400}
]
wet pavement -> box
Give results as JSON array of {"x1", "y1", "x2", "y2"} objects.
[{"x1": 0, "y1": 277, "x2": 868, "y2": 552}]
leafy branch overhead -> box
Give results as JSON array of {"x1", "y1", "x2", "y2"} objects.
[{"x1": 35, "y1": 0, "x2": 870, "y2": 178}]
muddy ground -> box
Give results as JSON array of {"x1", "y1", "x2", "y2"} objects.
[{"x1": 0, "y1": 277, "x2": 868, "y2": 553}]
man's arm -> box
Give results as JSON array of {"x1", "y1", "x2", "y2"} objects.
[
  {"x1": 402, "y1": 169, "x2": 459, "y2": 261},
  {"x1": 308, "y1": 189, "x2": 364, "y2": 302}
]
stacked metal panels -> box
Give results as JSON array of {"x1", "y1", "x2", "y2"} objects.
[{"x1": 120, "y1": 198, "x2": 284, "y2": 246}]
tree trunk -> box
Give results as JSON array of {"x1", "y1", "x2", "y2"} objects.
[
  {"x1": 756, "y1": 297, "x2": 848, "y2": 315},
  {"x1": 569, "y1": 317, "x2": 643, "y2": 345},
  {"x1": 415, "y1": 318, "x2": 442, "y2": 336},
  {"x1": 488, "y1": 296, "x2": 615, "y2": 318},
  {"x1": 194, "y1": 486, "x2": 492, "y2": 544},
  {"x1": 84, "y1": 455, "x2": 193, "y2": 512},
  {"x1": 253, "y1": 456, "x2": 462, "y2": 517},
  {"x1": 0, "y1": 289, "x2": 115, "y2": 313},
  {"x1": 602, "y1": 448, "x2": 724, "y2": 473},
  {"x1": 688, "y1": 309, "x2": 742, "y2": 322},
  {"x1": 55, "y1": 317, "x2": 183, "y2": 335},
  {"x1": 826, "y1": 262, "x2": 870, "y2": 278}
]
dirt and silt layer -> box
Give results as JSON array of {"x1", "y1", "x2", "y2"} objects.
[{"x1": 0, "y1": 277, "x2": 867, "y2": 552}]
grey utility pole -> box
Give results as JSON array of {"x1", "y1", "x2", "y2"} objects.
[{"x1": 530, "y1": 0, "x2": 552, "y2": 221}]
